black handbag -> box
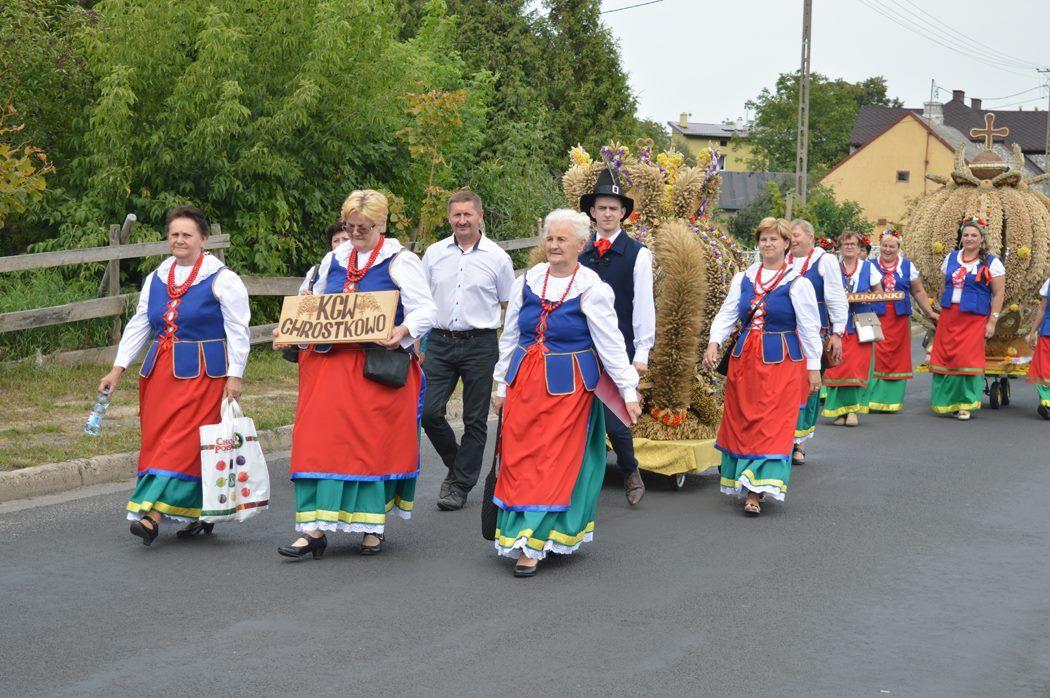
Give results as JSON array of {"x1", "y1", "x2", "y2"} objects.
[
  {"x1": 480, "y1": 411, "x2": 503, "y2": 541},
  {"x1": 715, "y1": 299, "x2": 765, "y2": 376},
  {"x1": 363, "y1": 345, "x2": 411, "y2": 387}
]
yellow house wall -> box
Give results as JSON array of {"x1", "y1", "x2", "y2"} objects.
[
  {"x1": 672, "y1": 133, "x2": 756, "y2": 171},
  {"x1": 820, "y1": 116, "x2": 955, "y2": 225}
]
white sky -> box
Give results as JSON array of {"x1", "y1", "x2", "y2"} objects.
[{"x1": 597, "y1": 0, "x2": 1050, "y2": 125}]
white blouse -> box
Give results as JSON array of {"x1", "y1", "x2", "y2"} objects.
[
  {"x1": 1040, "y1": 279, "x2": 1049, "y2": 298},
  {"x1": 874, "y1": 255, "x2": 920, "y2": 288},
  {"x1": 114, "y1": 254, "x2": 252, "y2": 377},
  {"x1": 707, "y1": 262, "x2": 824, "y2": 371},
  {"x1": 940, "y1": 251, "x2": 1006, "y2": 305},
  {"x1": 494, "y1": 263, "x2": 640, "y2": 403},
  {"x1": 840, "y1": 259, "x2": 883, "y2": 293},
  {"x1": 311, "y1": 238, "x2": 437, "y2": 348},
  {"x1": 787, "y1": 247, "x2": 849, "y2": 334}
]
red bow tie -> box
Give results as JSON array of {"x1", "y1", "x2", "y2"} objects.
[{"x1": 595, "y1": 238, "x2": 612, "y2": 257}]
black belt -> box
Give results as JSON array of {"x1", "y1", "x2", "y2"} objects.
[{"x1": 431, "y1": 328, "x2": 497, "y2": 339}]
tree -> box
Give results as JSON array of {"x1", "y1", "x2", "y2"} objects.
[
  {"x1": 0, "y1": 103, "x2": 54, "y2": 229},
  {"x1": 728, "y1": 181, "x2": 871, "y2": 242},
  {"x1": 746, "y1": 73, "x2": 902, "y2": 173}
]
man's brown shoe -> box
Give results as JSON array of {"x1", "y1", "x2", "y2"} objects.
[{"x1": 624, "y1": 468, "x2": 645, "y2": 506}]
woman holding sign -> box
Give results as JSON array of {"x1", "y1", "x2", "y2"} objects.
[
  {"x1": 277, "y1": 189, "x2": 435, "y2": 560},
  {"x1": 98, "y1": 205, "x2": 251, "y2": 545},
  {"x1": 702, "y1": 217, "x2": 823, "y2": 516},
  {"x1": 866, "y1": 229, "x2": 938, "y2": 413},
  {"x1": 490, "y1": 209, "x2": 641, "y2": 577}
]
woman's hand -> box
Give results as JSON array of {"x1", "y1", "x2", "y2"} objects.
[
  {"x1": 702, "y1": 342, "x2": 720, "y2": 371},
  {"x1": 927, "y1": 309, "x2": 940, "y2": 323},
  {"x1": 224, "y1": 377, "x2": 243, "y2": 401},
  {"x1": 985, "y1": 317, "x2": 998, "y2": 339},
  {"x1": 98, "y1": 367, "x2": 124, "y2": 396},
  {"x1": 272, "y1": 327, "x2": 292, "y2": 351},
  {"x1": 491, "y1": 394, "x2": 505, "y2": 414},
  {"x1": 827, "y1": 333, "x2": 844, "y2": 364},
  {"x1": 625, "y1": 401, "x2": 642, "y2": 425},
  {"x1": 1029, "y1": 332, "x2": 1039, "y2": 349},
  {"x1": 376, "y1": 325, "x2": 410, "y2": 350},
  {"x1": 807, "y1": 370, "x2": 821, "y2": 394}
]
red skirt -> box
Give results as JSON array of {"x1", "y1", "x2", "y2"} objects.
[
  {"x1": 930, "y1": 305, "x2": 986, "y2": 375},
  {"x1": 1028, "y1": 336, "x2": 1050, "y2": 386},
  {"x1": 495, "y1": 347, "x2": 593, "y2": 511},
  {"x1": 716, "y1": 331, "x2": 804, "y2": 461},
  {"x1": 824, "y1": 331, "x2": 871, "y2": 387},
  {"x1": 290, "y1": 345, "x2": 422, "y2": 479},
  {"x1": 874, "y1": 304, "x2": 913, "y2": 380},
  {"x1": 138, "y1": 343, "x2": 225, "y2": 479}
]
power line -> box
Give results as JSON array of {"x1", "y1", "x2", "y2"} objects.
[
  {"x1": 600, "y1": 0, "x2": 666, "y2": 14},
  {"x1": 984, "y1": 93, "x2": 1048, "y2": 110},
  {"x1": 981, "y1": 85, "x2": 1047, "y2": 102}
]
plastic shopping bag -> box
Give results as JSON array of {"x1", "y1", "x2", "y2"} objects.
[{"x1": 199, "y1": 399, "x2": 270, "y2": 522}]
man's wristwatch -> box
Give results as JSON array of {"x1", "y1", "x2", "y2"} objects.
[{"x1": 991, "y1": 312, "x2": 1001, "y2": 319}]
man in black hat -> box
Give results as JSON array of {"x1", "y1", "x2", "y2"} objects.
[{"x1": 579, "y1": 169, "x2": 655, "y2": 506}]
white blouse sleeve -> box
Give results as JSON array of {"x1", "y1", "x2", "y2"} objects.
[
  {"x1": 1040, "y1": 279, "x2": 1049, "y2": 297},
  {"x1": 631, "y1": 247, "x2": 656, "y2": 365},
  {"x1": 113, "y1": 274, "x2": 155, "y2": 370},
  {"x1": 940, "y1": 254, "x2": 951, "y2": 274},
  {"x1": 866, "y1": 263, "x2": 883, "y2": 290},
  {"x1": 582, "y1": 281, "x2": 640, "y2": 404},
  {"x1": 213, "y1": 270, "x2": 252, "y2": 378},
  {"x1": 820, "y1": 253, "x2": 849, "y2": 333},
  {"x1": 909, "y1": 262, "x2": 920, "y2": 282},
  {"x1": 493, "y1": 275, "x2": 526, "y2": 397},
  {"x1": 989, "y1": 257, "x2": 1006, "y2": 277},
  {"x1": 389, "y1": 251, "x2": 437, "y2": 347},
  {"x1": 789, "y1": 277, "x2": 824, "y2": 371},
  {"x1": 298, "y1": 266, "x2": 317, "y2": 295},
  {"x1": 707, "y1": 272, "x2": 744, "y2": 347},
  {"x1": 313, "y1": 252, "x2": 335, "y2": 295}
]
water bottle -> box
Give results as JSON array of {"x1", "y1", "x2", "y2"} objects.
[{"x1": 84, "y1": 390, "x2": 111, "y2": 436}]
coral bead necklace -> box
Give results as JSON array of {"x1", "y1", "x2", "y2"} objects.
[{"x1": 343, "y1": 237, "x2": 385, "y2": 292}]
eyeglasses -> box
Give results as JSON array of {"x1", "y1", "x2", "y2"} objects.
[{"x1": 343, "y1": 223, "x2": 375, "y2": 234}]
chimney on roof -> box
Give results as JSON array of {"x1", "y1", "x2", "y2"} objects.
[
  {"x1": 971, "y1": 97, "x2": 983, "y2": 111},
  {"x1": 951, "y1": 89, "x2": 965, "y2": 103},
  {"x1": 923, "y1": 101, "x2": 944, "y2": 125},
  {"x1": 679, "y1": 112, "x2": 689, "y2": 128}
]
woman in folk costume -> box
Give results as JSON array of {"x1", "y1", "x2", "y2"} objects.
[
  {"x1": 866, "y1": 229, "x2": 939, "y2": 413},
  {"x1": 786, "y1": 219, "x2": 848, "y2": 464},
  {"x1": 929, "y1": 216, "x2": 1005, "y2": 420},
  {"x1": 297, "y1": 221, "x2": 350, "y2": 295},
  {"x1": 277, "y1": 190, "x2": 436, "y2": 560},
  {"x1": 99, "y1": 206, "x2": 251, "y2": 546},
  {"x1": 703, "y1": 217, "x2": 823, "y2": 516},
  {"x1": 490, "y1": 209, "x2": 641, "y2": 577},
  {"x1": 1026, "y1": 278, "x2": 1050, "y2": 420},
  {"x1": 822, "y1": 231, "x2": 882, "y2": 426}
]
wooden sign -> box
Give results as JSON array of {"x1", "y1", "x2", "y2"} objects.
[
  {"x1": 275, "y1": 291, "x2": 399, "y2": 344},
  {"x1": 848, "y1": 291, "x2": 905, "y2": 304}
]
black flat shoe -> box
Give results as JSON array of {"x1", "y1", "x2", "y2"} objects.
[
  {"x1": 130, "y1": 516, "x2": 159, "y2": 547},
  {"x1": 1039, "y1": 405, "x2": 1050, "y2": 420},
  {"x1": 359, "y1": 534, "x2": 384, "y2": 556},
  {"x1": 514, "y1": 560, "x2": 538, "y2": 578},
  {"x1": 176, "y1": 521, "x2": 215, "y2": 539},
  {"x1": 277, "y1": 535, "x2": 327, "y2": 560}
]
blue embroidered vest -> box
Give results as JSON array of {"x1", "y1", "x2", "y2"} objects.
[
  {"x1": 731, "y1": 275, "x2": 804, "y2": 364},
  {"x1": 843, "y1": 259, "x2": 875, "y2": 334},
  {"x1": 310, "y1": 252, "x2": 407, "y2": 353},
  {"x1": 503, "y1": 282, "x2": 601, "y2": 395},
  {"x1": 873, "y1": 258, "x2": 912, "y2": 318},
  {"x1": 140, "y1": 270, "x2": 229, "y2": 379},
  {"x1": 940, "y1": 253, "x2": 997, "y2": 316},
  {"x1": 579, "y1": 231, "x2": 644, "y2": 361}
]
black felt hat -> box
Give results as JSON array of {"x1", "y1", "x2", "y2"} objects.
[{"x1": 580, "y1": 168, "x2": 634, "y2": 221}]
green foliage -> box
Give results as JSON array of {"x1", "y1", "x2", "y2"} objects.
[
  {"x1": 746, "y1": 72, "x2": 902, "y2": 173},
  {"x1": 0, "y1": 104, "x2": 54, "y2": 229},
  {"x1": 728, "y1": 181, "x2": 872, "y2": 241}
]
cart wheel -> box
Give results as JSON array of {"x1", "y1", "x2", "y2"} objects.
[
  {"x1": 988, "y1": 380, "x2": 1001, "y2": 409},
  {"x1": 670, "y1": 473, "x2": 686, "y2": 491},
  {"x1": 1000, "y1": 376, "x2": 1011, "y2": 406}
]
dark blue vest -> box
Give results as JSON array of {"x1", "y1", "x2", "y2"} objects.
[
  {"x1": 140, "y1": 269, "x2": 229, "y2": 379},
  {"x1": 732, "y1": 275, "x2": 804, "y2": 364},
  {"x1": 796, "y1": 252, "x2": 829, "y2": 331},
  {"x1": 873, "y1": 258, "x2": 912, "y2": 318},
  {"x1": 311, "y1": 250, "x2": 407, "y2": 353},
  {"x1": 579, "y1": 231, "x2": 644, "y2": 361},
  {"x1": 842, "y1": 259, "x2": 875, "y2": 334},
  {"x1": 940, "y1": 253, "x2": 997, "y2": 316}
]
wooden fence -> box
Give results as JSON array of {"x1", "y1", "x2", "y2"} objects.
[{"x1": 0, "y1": 215, "x2": 538, "y2": 365}]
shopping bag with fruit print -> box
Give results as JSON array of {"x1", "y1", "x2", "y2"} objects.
[{"x1": 199, "y1": 399, "x2": 270, "y2": 522}]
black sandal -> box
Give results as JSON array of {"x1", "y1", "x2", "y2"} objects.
[
  {"x1": 360, "y1": 533, "x2": 384, "y2": 555},
  {"x1": 176, "y1": 521, "x2": 215, "y2": 540},
  {"x1": 130, "y1": 516, "x2": 159, "y2": 546}
]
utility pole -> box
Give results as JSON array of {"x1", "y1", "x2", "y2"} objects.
[
  {"x1": 794, "y1": 0, "x2": 813, "y2": 205},
  {"x1": 1039, "y1": 69, "x2": 1050, "y2": 166}
]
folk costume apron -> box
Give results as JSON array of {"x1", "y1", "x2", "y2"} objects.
[
  {"x1": 717, "y1": 269, "x2": 805, "y2": 502},
  {"x1": 930, "y1": 253, "x2": 997, "y2": 414},
  {"x1": 791, "y1": 250, "x2": 827, "y2": 443},
  {"x1": 823, "y1": 259, "x2": 875, "y2": 419},
  {"x1": 1026, "y1": 280, "x2": 1050, "y2": 408},
  {"x1": 867, "y1": 257, "x2": 914, "y2": 412},
  {"x1": 494, "y1": 277, "x2": 608, "y2": 560},
  {"x1": 127, "y1": 258, "x2": 231, "y2": 522},
  {"x1": 289, "y1": 249, "x2": 424, "y2": 534}
]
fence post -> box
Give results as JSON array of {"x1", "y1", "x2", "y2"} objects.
[
  {"x1": 210, "y1": 223, "x2": 225, "y2": 262},
  {"x1": 107, "y1": 224, "x2": 122, "y2": 344}
]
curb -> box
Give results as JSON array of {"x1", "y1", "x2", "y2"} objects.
[{"x1": 0, "y1": 425, "x2": 294, "y2": 505}]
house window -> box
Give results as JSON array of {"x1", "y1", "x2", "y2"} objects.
[
  {"x1": 717, "y1": 154, "x2": 727, "y2": 170},
  {"x1": 719, "y1": 139, "x2": 728, "y2": 147},
  {"x1": 896, "y1": 170, "x2": 910, "y2": 183}
]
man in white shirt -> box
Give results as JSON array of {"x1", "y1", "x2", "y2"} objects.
[{"x1": 421, "y1": 189, "x2": 515, "y2": 511}]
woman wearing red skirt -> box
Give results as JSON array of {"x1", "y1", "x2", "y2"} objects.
[
  {"x1": 99, "y1": 206, "x2": 251, "y2": 546},
  {"x1": 1027, "y1": 279, "x2": 1050, "y2": 420},
  {"x1": 703, "y1": 217, "x2": 823, "y2": 516},
  {"x1": 276, "y1": 189, "x2": 436, "y2": 560},
  {"x1": 866, "y1": 229, "x2": 939, "y2": 413},
  {"x1": 929, "y1": 217, "x2": 1006, "y2": 420}
]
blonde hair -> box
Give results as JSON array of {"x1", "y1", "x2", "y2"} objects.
[
  {"x1": 543, "y1": 208, "x2": 591, "y2": 242},
  {"x1": 341, "y1": 189, "x2": 388, "y2": 225},
  {"x1": 790, "y1": 218, "x2": 815, "y2": 239},
  {"x1": 756, "y1": 216, "x2": 792, "y2": 244}
]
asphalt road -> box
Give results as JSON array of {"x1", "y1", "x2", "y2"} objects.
[{"x1": 3, "y1": 368, "x2": 1050, "y2": 696}]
